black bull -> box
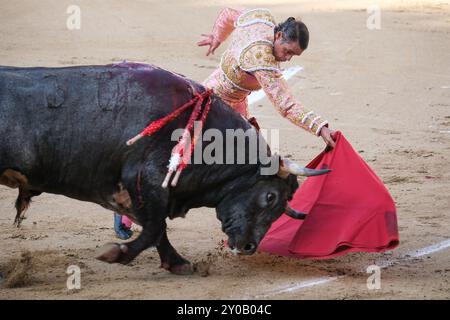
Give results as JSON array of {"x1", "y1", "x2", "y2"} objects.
[{"x1": 0, "y1": 63, "x2": 324, "y2": 275}]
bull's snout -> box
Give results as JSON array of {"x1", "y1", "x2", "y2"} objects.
[
  {"x1": 242, "y1": 242, "x2": 256, "y2": 254},
  {"x1": 229, "y1": 242, "x2": 257, "y2": 255}
]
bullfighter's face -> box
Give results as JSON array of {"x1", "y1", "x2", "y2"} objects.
[
  {"x1": 216, "y1": 174, "x2": 299, "y2": 255},
  {"x1": 273, "y1": 31, "x2": 304, "y2": 62}
]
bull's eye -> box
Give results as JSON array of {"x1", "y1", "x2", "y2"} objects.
[{"x1": 266, "y1": 192, "x2": 275, "y2": 204}]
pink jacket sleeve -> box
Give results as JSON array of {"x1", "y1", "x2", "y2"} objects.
[
  {"x1": 212, "y1": 8, "x2": 243, "y2": 43},
  {"x1": 254, "y1": 70, "x2": 329, "y2": 136}
]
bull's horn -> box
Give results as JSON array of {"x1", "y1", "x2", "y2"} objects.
[
  {"x1": 278, "y1": 158, "x2": 331, "y2": 178},
  {"x1": 285, "y1": 205, "x2": 307, "y2": 220}
]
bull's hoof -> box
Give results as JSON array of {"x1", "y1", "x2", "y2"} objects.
[
  {"x1": 161, "y1": 262, "x2": 194, "y2": 275},
  {"x1": 95, "y1": 243, "x2": 129, "y2": 264}
]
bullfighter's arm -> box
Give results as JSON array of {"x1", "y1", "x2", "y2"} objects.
[
  {"x1": 212, "y1": 7, "x2": 243, "y2": 43},
  {"x1": 254, "y1": 69, "x2": 329, "y2": 136}
]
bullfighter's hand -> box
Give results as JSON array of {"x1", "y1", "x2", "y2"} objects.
[
  {"x1": 197, "y1": 34, "x2": 221, "y2": 56},
  {"x1": 320, "y1": 126, "x2": 336, "y2": 148}
]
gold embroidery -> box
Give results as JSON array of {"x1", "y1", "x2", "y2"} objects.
[
  {"x1": 236, "y1": 9, "x2": 276, "y2": 27},
  {"x1": 220, "y1": 52, "x2": 261, "y2": 91},
  {"x1": 285, "y1": 108, "x2": 328, "y2": 136},
  {"x1": 239, "y1": 41, "x2": 280, "y2": 72}
]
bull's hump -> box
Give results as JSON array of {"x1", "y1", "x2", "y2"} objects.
[
  {"x1": 112, "y1": 61, "x2": 193, "y2": 85},
  {"x1": 109, "y1": 61, "x2": 203, "y2": 96},
  {"x1": 109, "y1": 60, "x2": 159, "y2": 71}
]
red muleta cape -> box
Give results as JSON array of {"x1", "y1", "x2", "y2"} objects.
[{"x1": 258, "y1": 131, "x2": 399, "y2": 259}]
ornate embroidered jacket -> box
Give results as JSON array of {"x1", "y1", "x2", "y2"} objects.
[{"x1": 203, "y1": 8, "x2": 329, "y2": 136}]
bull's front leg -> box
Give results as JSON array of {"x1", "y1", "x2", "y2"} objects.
[
  {"x1": 96, "y1": 169, "x2": 168, "y2": 265},
  {"x1": 96, "y1": 217, "x2": 166, "y2": 265},
  {"x1": 157, "y1": 229, "x2": 193, "y2": 275},
  {"x1": 97, "y1": 216, "x2": 194, "y2": 275}
]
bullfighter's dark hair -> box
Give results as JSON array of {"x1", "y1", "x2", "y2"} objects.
[{"x1": 274, "y1": 17, "x2": 309, "y2": 50}]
